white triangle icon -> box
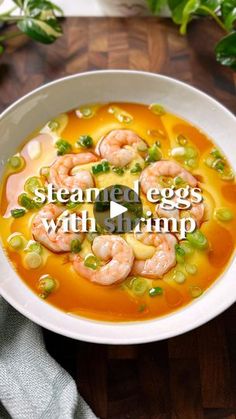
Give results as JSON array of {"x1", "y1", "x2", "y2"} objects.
[{"x1": 110, "y1": 201, "x2": 128, "y2": 219}]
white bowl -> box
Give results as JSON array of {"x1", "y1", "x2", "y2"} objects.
[{"x1": 0, "y1": 70, "x2": 235, "y2": 344}]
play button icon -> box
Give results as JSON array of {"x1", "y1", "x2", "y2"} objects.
[
  {"x1": 110, "y1": 201, "x2": 128, "y2": 218},
  {"x1": 94, "y1": 184, "x2": 143, "y2": 234}
]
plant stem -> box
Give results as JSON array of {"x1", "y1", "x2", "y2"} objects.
[
  {"x1": 198, "y1": 5, "x2": 227, "y2": 32},
  {"x1": 0, "y1": 6, "x2": 17, "y2": 18},
  {"x1": 0, "y1": 31, "x2": 22, "y2": 42}
]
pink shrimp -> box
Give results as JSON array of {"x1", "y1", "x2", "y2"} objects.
[
  {"x1": 96, "y1": 129, "x2": 146, "y2": 167},
  {"x1": 32, "y1": 203, "x2": 84, "y2": 253},
  {"x1": 140, "y1": 160, "x2": 198, "y2": 195},
  {"x1": 73, "y1": 235, "x2": 134, "y2": 285},
  {"x1": 132, "y1": 229, "x2": 177, "y2": 278},
  {"x1": 48, "y1": 152, "x2": 98, "y2": 192}
]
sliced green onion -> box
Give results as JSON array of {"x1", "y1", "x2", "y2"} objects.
[
  {"x1": 112, "y1": 166, "x2": 125, "y2": 176},
  {"x1": 24, "y1": 252, "x2": 42, "y2": 269},
  {"x1": 149, "y1": 104, "x2": 166, "y2": 116},
  {"x1": 185, "y1": 263, "x2": 198, "y2": 275},
  {"x1": 149, "y1": 286, "x2": 163, "y2": 297},
  {"x1": 66, "y1": 201, "x2": 81, "y2": 210},
  {"x1": 84, "y1": 254, "x2": 100, "y2": 270},
  {"x1": 26, "y1": 242, "x2": 42, "y2": 254},
  {"x1": 210, "y1": 148, "x2": 223, "y2": 159},
  {"x1": 55, "y1": 139, "x2": 72, "y2": 156},
  {"x1": 186, "y1": 230, "x2": 208, "y2": 250},
  {"x1": 173, "y1": 270, "x2": 186, "y2": 284},
  {"x1": 146, "y1": 144, "x2": 162, "y2": 162},
  {"x1": 186, "y1": 158, "x2": 197, "y2": 169},
  {"x1": 8, "y1": 234, "x2": 24, "y2": 250},
  {"x1": 177, "y1": 134, "x2": 188, "y2": 145},
  {"x1": 220, "y1": 169, "x2": 235, "y2": 181},
  {"x1": 174, "y1": 176, "x2": 187, "y2": 188},
  {"x1": 131, "y1": 277, "x2": 148, "y2": 296},
  {"x1": 179, "y1": 241, "x2": 194, "y2": 256},
  {"x1": 77, "y1": 135, "x2": 93, "y2": 148},
  {"x1": 8, "y1": 155, "x2": 24, "y2": 170},
  {"x1": 92, "y1": 160, "x2": 110, "y2": 175},
  {"x1": 190, "y1": 286, "x2": 202, "y2": 298},
  {"x1": 48, "y1": 120, "x2": 59, "y2": 131},
  {"x1": 38, "y1": 275, "x2": 57, "y2": 298},
  {"x1": 11, "y1": 208, "x2": 26, "y2": 218},
  {"x1": 130, "y1": 162, "x2": 142, "y2": 174},
  {"x1": 87, "y1": 232, "x2": 98, "y2": 243},
  {"x1": 18, "y1": 193, "x2": 35, "y2": 210},
  {"x1": 175, "y1": 244, "x2": 185, "y2": 264},
  {"x1": 108, "y1": 106, "x2": 133, "y2": 124},
  {"x1": 205, "y1": 155, "x2": 215, "y2": 168},
  {"x1": 213, "y1": 159, "x2": 225, "y2": 172},
  {"x1": 184, "y1": 146, "x2": 198, "y2": 159},
  {"x1": 70, "y1": 239, "x2": 82, "y2": 253},
  {"x1": 215, "y1": 207, "x2": 234, "y2": 222},
  {"x1": 24, "y1": 176, "x2": 43, "y2": 195}
]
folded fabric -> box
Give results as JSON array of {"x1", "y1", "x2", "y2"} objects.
[{"x1": 0, "y1": 297, "x2": 97, "y2": 419}]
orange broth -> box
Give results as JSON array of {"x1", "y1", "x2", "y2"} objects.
[{"x1": 0, "y1": 102, "x2": 235, "y2": 322}]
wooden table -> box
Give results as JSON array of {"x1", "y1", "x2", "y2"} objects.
[{"x1": 1, "y1": 18, "x2": 236, "y2": 419}]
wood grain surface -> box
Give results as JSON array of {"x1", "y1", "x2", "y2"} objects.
[{"x1": 0, "y1": 17, "x2": 236, "y2": 419}]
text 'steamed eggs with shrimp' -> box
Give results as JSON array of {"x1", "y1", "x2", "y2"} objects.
[{"x1": 0, "y1": 102, "x2": 235, "y2": 322}]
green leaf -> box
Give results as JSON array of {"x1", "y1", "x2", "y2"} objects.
[
  {"x1": 147, "y1": 0, "x2": 168, "y2": 13},
  {"x1": 17, "y1": 16, "x2": 62, "y2": 44},
  {"x1": 12, "y1": 0, "x2": 26, "y2": 7},
  {"x1": 168, "y1": 0, "x2": 188, "y2": 23},
  {"x1": 215, "y1": 31, "x2": 236, "y2": 70},
  {"x1": 180, "y1": 0, "x2": 200, "y2": 34},
  {"x1": 221, "y1": 0, "x2": 236, "y2": 31}
]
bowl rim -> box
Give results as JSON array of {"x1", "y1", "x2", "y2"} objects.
[{"x1": 0, "y1": 69, "x2": 235, "y2": 344}]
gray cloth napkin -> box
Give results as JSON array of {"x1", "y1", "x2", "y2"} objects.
[{"x1": 0, "y1": 297, "x2": 97, "y2": 419}]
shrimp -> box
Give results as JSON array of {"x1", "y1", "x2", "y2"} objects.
[
  {"x1": 140, "y1": 160, "x2": 198, "y2": 195},
  {"x1": 156, "y1": 201, "x2": 205, "y2": 227},
  {"x1": 32, "y1": 203, "x2": 84, "y2": 253},
  {"x1": 96, "y1": 129, "x2": 146, "y2": 167},
  {"x1": 48, "y1": 152, "x2": 98, "y2": 192},
  {"x1": 132, "y1": 229, "x2": 177, "y2": 278},
  {"x1": 73, "y1": 235, "x2": 134, "y2": 285}
]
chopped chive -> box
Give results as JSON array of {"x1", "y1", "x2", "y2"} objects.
[
  {"x1": 70, "y1": 239, "x2": 82, "y2": 254},
  {"x1": 149, "y1": 103, "x2": 166, "y2": 116},
  {"x1": 146, "y1": 143, "x2": 162, "y2": 162},
  {"x1": 130, "y1": 162, "x2": 142, "y2": 174},
  {"x1": 210, "y1": 148, "x2": 223, "y2": 159},
  {"x1": 8, "y1": 155, "x2": 24, "y2": 170},
  {"x1": 149, "y1": 286, "x2": 163, "y2": 297},
  {"x1": 77, "y1": 135, "x2": 93, "y2": 148},
  {"x1": 11, "y1": 208, "x2": 26, "y2": 218},
  {"x1": 112, "y1": 166, "x2": 125, "y2": 176},
  {"x1": 84, "y1": 254, "x2": 100, "y2": 270},
  {"x1": 24, "y1": 252, "x2": 42, "y2": 269},
  {"x1": 215, "y1": 207, "x2": 234, "y2": 222},
  {"x1": 24, "y1": 176, "x2": 43, "y2": 195},
  {"x1": 8, "y1": 234, "x2": 24, "y2": 250},
  {"x1": 55, "y1": 139, "x2": 72, "y2": 156},
  {"x1": 92, "y1": 160, "x2": 110, "y2": 175},
  {"x1": 26, "y1": 242, "x2": 42, "y2": 254},
  {"x1": 131, "y1": 277, "x2": 148, "y2": 296},
  {"x1": 18, "y1": 193, "x2": 35, "y2": 210},
  {"x1": 185, "y1": 263, "x2": 198, "y2": 275},
  {"x1": 173, "y1": 270, "x2": 186, "y2": 284},
  {"x1": 175, "y1": 244, "x2": 185, "y2": 264},
  {"x1": 38, "y1": 275, "x2": 57, "y2": 298},
  {"x1": 186, "y1": 230, "x2": 208, "y2": 250},
  {"x1": 190, "y1": 286, "x2": 202, "y2": 298}
]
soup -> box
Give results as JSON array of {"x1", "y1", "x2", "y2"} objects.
[{"x1": 0, "y1": 102, "x2": 235, "y2": 322}]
